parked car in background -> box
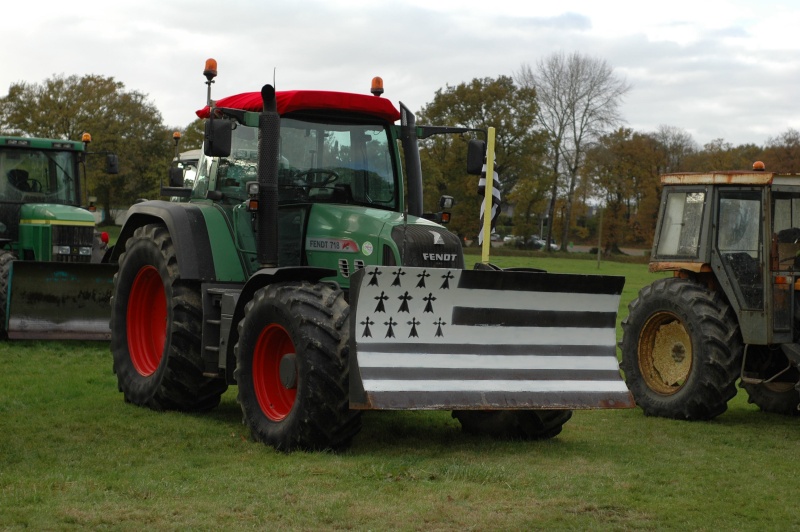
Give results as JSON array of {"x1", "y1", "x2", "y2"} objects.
[
  {"x1": 502, "y1": 234, "x2": 559, "y2": 250},
  {"x1": 528, "y1": 236, "x2": 559, "y2": 250}
]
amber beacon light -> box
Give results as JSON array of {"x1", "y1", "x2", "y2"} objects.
[{"x1": 371, "y1": 76, "x2": 384, "y2": 96}]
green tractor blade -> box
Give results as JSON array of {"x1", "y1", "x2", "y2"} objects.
[
  {"x1": 348, "y1": 266, "x2": 634, "y2": 411},
  {"x1": 7, "y1": 261, "x2": 116, "y2": 340}
]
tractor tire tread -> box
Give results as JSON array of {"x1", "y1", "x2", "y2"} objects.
[
  {"x1": 0, "y1": 251, "x2": 16, "y2": 340},
  {"x1": 234, "y1": 281, "x2": 361, "y2": 451},
  {"x1": 451, "y1": 409, "x2": 573, "y2": 440},
  {"x1": 111, "y1": 223, "x2": 227, "y2": 412},
  {"x1": 620, "y1": 277, "x2": 741, "y2": 420}
]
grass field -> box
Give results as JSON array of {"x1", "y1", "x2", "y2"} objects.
[{"x1": 1, "y1": 252, "x2": 798, "y2": 530}]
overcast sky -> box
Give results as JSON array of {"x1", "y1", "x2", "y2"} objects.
[{"x1": 2, "y1": 0, "x2": 799, "y2": 148}]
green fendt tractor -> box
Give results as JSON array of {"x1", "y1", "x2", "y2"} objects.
[
  {"x1": 622, "y1": 163, "x2": 800, "y2": 420},
  {"x1": 0, "y1": 134, "x2": 118, "y2": 339},
  {"x1": 109, "y1": 60, "x2": 633, "y2": 451}
]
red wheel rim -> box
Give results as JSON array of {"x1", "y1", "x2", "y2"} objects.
[
  {"x1": 253, "y1": 324, "x2": 297, "y2": 421},
  {"x1": 127, "y1": 265, "x2": 167, "y2": 376}
]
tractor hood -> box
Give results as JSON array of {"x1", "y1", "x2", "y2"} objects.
[
  {"x1": 19, "y1": 203, "x2": 95, "y2": 224},
  {"x1": 304, "y1": 204, "x2": 464, "y2": 283}
]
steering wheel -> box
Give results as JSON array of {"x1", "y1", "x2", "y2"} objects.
[
  {"x1": 28, "y1": 180, "x2": 43, "y2": 193},
  {"x1": 295, "y1": 169, "x2": 340, "y2": 188}
]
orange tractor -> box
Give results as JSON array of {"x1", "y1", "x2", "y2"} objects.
[{"x1": 622, "y1": 163, "x2": 800, "y2": 419}]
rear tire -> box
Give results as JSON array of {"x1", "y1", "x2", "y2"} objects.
[
  {"x1": 742, "y1": 381, "x2": 800, "y2": 415},
  {"x1": 234, "y1": 281, "x2": 361, "y2": 451},
  {"x1": 451, "y1": 410, "x2": 573, "y2": 440},
  {"x1": 0, "y1": 251, "x2": 16, "y2": 340},
  {"x1": 620, "y1": 277, "x2": 742, "y2": 420},
  {"x1": 740, "y1": 346, "x2": 800, "y2": 415},
  {"x1": 111, "y1": 224, "x2": 227, "y2": 411}
]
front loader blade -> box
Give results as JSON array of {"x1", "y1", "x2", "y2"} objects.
[
  {"x1": 7, "y1": 261, "x2": 116, "y2": 340},
  {"x1": 348, "y1": 266, "x2": 634, "y2": 410}
]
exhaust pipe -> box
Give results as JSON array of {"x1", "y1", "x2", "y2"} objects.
[
  {"x1": 257, "y1": 84, "x2": 280, "y2": 267},
  {"x1": 400, "y1": 103, "x2": 423, "y2": 218}
]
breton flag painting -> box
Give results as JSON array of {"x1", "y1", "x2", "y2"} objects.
[
  {"x1": 476, "y1": 164, "x2": 501, "y2": 246},
  {"x1": 348, "y1": 266, "x2": 634, "y2": 411}
]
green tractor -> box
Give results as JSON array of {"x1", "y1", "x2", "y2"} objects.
[
  {"x1": 0, "y1": 134, "x2": 118, "y2": 339},
  {"x1": 109, "y1": 61, "x2": 633, "y2": 451}
]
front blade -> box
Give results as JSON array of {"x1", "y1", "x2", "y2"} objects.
[
  {"x1": 7, "y1": 261, "x2": 116, "y2": 340},
  {"x1": 348, "y1": 266, "x2": 634, "y2": 410}
]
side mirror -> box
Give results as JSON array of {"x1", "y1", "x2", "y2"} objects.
[
  {"x1": 204, "y1": 118, "x2": 233, "y2": 157},
  {"x1": 421, "y1": 195, "x2": 457, "y2": 223},
  {"x1": 105, "y1": 153, "x2": 119, "y2": 174},
  {"x1": 168, "y1": 167, "x2": 184, "y2": 188},
  {"x1": 466, "y1": 139, "x2": 486, "y2": 175}
]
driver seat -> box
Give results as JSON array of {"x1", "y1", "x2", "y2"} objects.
[{"x1": 8, "y1": 169, "x2": 30, "y2": 191}]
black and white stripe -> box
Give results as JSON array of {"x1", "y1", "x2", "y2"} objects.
[
  {"x1": 348, "y1": 267, "x2": 633, "y2": 410},
  {"x1": 477, "y1": 165, "x2": 501, "y2": 246}
]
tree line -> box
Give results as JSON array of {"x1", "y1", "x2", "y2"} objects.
[
  {"x1": 418, "y1": 53, "x2": 800, "y2": 252},
  {"x1": 0, "y1": 74, "x2": 173, "y2": 224},
  {"x1": 1, "y1": 60, "x2": 799, "y2": 248}
]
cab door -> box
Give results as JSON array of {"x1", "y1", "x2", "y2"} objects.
[
  {"x1": 712, "y1": 188, "x2": 766, "y2": 343},
  {"x1": 770, "y1": 189, "x2": 800, "y2": 343}
]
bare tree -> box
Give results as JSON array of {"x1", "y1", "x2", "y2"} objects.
[
  {"x1": 653, "y1": 125, "x2": 697, "y2": 173},
  {"x1": 516, "y1": 53, "x2": 630, "y2": 250}
]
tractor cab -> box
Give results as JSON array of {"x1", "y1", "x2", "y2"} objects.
[
  {"x1": 191, "y1": 115, "x2": 398, "y2": 211},
  {"x1": 649, "y1": 167, "x2": 800, "y2": 345}
]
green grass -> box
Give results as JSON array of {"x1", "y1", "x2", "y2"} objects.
[{"x1": 1, "y1": 256, "x2": 798, "y2": 530}]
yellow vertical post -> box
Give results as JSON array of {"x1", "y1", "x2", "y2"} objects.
[{"x1": 480, "y1": 127, "x2": 496, "y2": 264}]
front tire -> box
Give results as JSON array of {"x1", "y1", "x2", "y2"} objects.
[
  {"x1": 0, "y1": 251, "x2": 16, "y2": 340},
  {"x1": 620, "y1": 277, "x2": 742, "y2": 420},
  {"x1": 451, "y1": 410, "x2": 573, "y2": 440},
  {"x1": 111, "y1": 224, "x2": 227, "y2": 411},
  {"x1": 234, "y1": 281, "x2": 361, "y2": 451}
]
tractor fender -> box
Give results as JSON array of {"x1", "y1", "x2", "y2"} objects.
[
  {"x1": 224, "y1": 266, "x2": 337, "y2": 364},
  {"x1": 110, "y1": 201, "x2": 218, "y2": 281}
]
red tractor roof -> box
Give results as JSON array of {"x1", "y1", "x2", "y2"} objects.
[{"x1": 196, "y1": 90, "x2": 401, "y2": 122}]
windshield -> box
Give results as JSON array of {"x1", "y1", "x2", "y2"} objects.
[
  {"x1": 194, "y1": 117, "x2": 398, "y2": 209},
  {"x1": 0, "y1": 147, "x2": 80, "y2": 204}
]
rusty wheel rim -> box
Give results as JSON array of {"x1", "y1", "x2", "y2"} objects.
[
  {"x1": 763, "y1": 381, "x2": 796, "y2": 393},
  {"x1": 638, "y1": 311, "x2": 693, "y2": 395}
]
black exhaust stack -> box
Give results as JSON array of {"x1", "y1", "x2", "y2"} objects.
[
  {"x1": 399, "y1": 103, "x2": 423, "y2": 218},
  {"x1": 257, "y1": 84, "x2": 280, "y2": 267}
]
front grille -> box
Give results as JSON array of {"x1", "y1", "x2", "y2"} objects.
[
  {"x1": 338, "y1": 258, "x2": 350, "y2": 278},
  {"x1": 338, "y1": 259, "x2": 366, "y2": 278},
  {"x1": 52, "y1": 225, "x2": 94, "y2": 263},
  {"x1": 382, "y1": 244, "x2": 396, "y2": 266},
  {"x1": 390, "y1": 225, "x2": 464, "y2": 269}
]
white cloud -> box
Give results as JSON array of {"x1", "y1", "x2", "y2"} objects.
[{"x1": 1, "y1": 0, "x2": 799, "y2": 147}]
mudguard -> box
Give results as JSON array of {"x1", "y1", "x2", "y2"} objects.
[
  {"x1": 7, "y1": 261, "x2": 116, "y2": 340},
  {"x1": 348, "y1": 266, "x2": 634, "y2": 410}
]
